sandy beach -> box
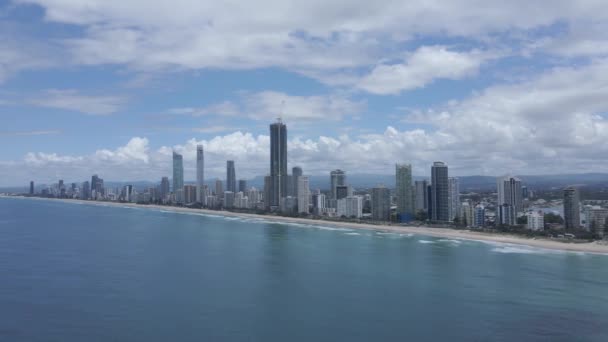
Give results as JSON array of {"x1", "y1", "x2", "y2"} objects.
[{"x1": 7, "y1": 195, "x2": 608, "y2": 255}]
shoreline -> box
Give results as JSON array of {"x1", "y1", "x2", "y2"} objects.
[{"x1": 5, "y1": 195, "x2": 608, "y2": 255}]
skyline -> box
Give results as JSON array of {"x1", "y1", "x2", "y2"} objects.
[{"x1": 3, "y1": 1, "x2": 608, "y2": 185}]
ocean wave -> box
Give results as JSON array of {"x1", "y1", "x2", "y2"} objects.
[
  {"x1": 490, "y1": 246, "x2": 547, "y2": 254},
  {"x1": 344, "y1": 232, "x2": 361, "y2": 236},
  {"x1": 438, "y1": 239, "x2": 462, "y2": 244},
  {"x1": 418, "y1": 240, "x2": 435, "y2": 244}
]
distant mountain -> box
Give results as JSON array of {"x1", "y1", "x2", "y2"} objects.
[{"x1": 3, "y1": 173, "x2": 607, "y2": 194}]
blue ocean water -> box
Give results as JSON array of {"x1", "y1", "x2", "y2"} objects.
[{"x1": 1, "y1": 197, "x2": 607, "y2": 341}]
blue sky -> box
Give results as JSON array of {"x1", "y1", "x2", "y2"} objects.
[{"x1": 2, "y1": 0, "x2": 608, "y2": 186}]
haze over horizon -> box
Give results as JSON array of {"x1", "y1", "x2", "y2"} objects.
[{"x1": 2, "y1": 0, "x2": 608, "y2": 186}]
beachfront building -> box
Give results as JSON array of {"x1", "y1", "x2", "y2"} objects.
[
  {"x1": 396, "y1": 164, "x2": 414, "y2": 222},
  {"x1": 526, "y1": 210, "x2": 544, "y2": 231}
]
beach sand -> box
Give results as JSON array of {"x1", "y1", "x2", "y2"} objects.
[{"x1": 8, "y1": 196, "x2": 608, "y2": 255}]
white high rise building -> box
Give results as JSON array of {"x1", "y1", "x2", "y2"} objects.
[
  {"x1": 196, "y1": 144, "x2": 204, "y2": 204},
  {"x1": 526, "y1": 210, "x2": 544, "y2": 231},
  {"x1": 297, "y1": 176, "x2": 310, "y2": 214},
  {"x1": 448, "y1": 177, "x2": 460, "y2": 221},
  {"x1": 345, "y1": 196, "x2": 363, "y2": 218}
]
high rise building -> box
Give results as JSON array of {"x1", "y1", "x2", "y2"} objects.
[
  {"x1": 238, "y1": 179, "x2": 248, "y2": 193},
  {"x1": 291, "y1": 166, "x2": 303, "y2": 198},
  {"x1": 160, "y1": 177, "x2": 170, "y2": 201},
  {"x1": 297, "y1": 176, "x2": 310, "y2": 214},
  {"x1": 184, "y1": 185, "x2": 197, "y2": 204},
  {"x1": 527, "y1": 210, "x2": 544, "y2": 231},
  {"x1": 395, "y1": 164, "x2": 414, "y2": 222},
  {"x1": 371, "y1": 186, "x2": 391, "y2": 221},
  {"x1": 29, "y1": 181, "x2": 34, "y2": 195},
  {"x1": 498, "y1": 203, "x2": 516, "y2": 226},
  {"x1": 215, "y1": 179, "x2": 224, "y2": 197},
  {"x1": 330, "y1": 169, "x2": 346, "y2": 200},
  {"x1": 312, "y1": 193, "x2": 326, "y2": 216},
  {"x1": 584, "y1": 206, "x2": 608, "y2": 237},
  {"x1": 431, "y1": 162, "x2": 449, "y2": 222},
  {"x1": 196, "y1": 145, "x2": 205, "y2": 203},
  {"x1": 263, "y1": 176, "x2": 272, "y2": 209},
  {"x1": 563, "y1": 187, "x2": 580, "y2": 231},
  {"x1": 91, "y1": 175, "x2": 98, "y2": 193},
  {"x1": 81, "y1": 181, "x2": 90, "y2": 200},
  {"x1": 414, "y1": 180, "x2": 428, "y2": 212},
  {"x1": 461, "y1": 201, "x2": 474, "y2": 227},
  {"x1": 448, "y1": 177, "x2": 461, "y2": 221},
  {"x1": 172, "y1": 151, "x2": 184, "y2": 193},
  {"x1": 338, "y1": 196, "x2": 363, "y2": 218},
  {"x1": 473, "y1": 204, "x2": 485, "y2": 228},
  {"x1": 335, "y1": 185, "x2": 350, "y2": 200},
  {"x1": 269, "y1": 119, "x2": 287, "y2": 208},
  {"x1": 224, "y1": 191, "x2": 235, "y2": 208},
  {"x1": 226, "y1": 160, "x2": 236, "y2": 192},
  {"x1": 497, "y1": 176, "x2": 523, "y2": 214}
]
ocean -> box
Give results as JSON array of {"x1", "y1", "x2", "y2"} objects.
[{"x1": 1, "y1": 197, "x2": 607, "y2": 341}]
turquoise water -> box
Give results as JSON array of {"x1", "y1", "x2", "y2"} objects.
[{"x1": 1, "y1": 197, "x2": 608, "y2": 341}]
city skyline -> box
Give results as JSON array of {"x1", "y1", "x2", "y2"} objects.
[{"x1": 3, "y1": 1, "x2": 608, "y2": 186}]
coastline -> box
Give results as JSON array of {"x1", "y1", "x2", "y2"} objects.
[{"x1": 5, "y1": 195, "x2": 608, "y2": 255}]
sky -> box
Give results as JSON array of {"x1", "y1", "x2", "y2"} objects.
[{"x1": 1, "y1": 0, "x2": 608, "y2": 186}]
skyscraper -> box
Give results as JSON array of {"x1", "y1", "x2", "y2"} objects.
[
  {"x1": 297, "y1": 176, "x2": 310, "y2": 214},
  {"x1": 371, "y1": 185, "x2": 391, "y2": 221},
  {"x1": 291, "y1": 166, "x2": 303, "y2": 198},
  {"x1": 226, "y1": 160, "x2": 236, "y2": 192},
  {"x1": 431, "y1": 162, "x2": 449, "y2": 222},
  {"x1": 29, "y1": 181, "x2": 34, "y2": 195},
  {"x1": 414, "y1": 180, "x2": 428, "y2": 212},
  {"x1": 91, "y1": 175, "x2": 99, "y2": 193},
  {"x1": 448, "y1": 177, "x2": 461, "y2": 221},
  {"x1": 160, "y1": 177, "x2": 170, "y2": 201},
  {"x1": 196, "y1": 144, "x2": 204, "y2": 203},
  {"x1": 269, "y1": 119, "x2": 287, "y2": 208},
  {"x1": 497, "y1": 176, "x2": 523, "y2": 214},
  {"x1": 396, "y1": 164, "x2": 414, "y2": 222},
  {"x1": 81, "y1": 181, "x2": 90, "y2": 200},
  {"x1": 238, "y1": 179, "x2": 248, "y2": 193},
  {"x1": 563, "y1": 186, "x2": 580, "y2": 231},
  {"x1": 215, "y1": 179, "x2": 224, "y2": 197},
  {"x1": 330, "y1": 169, "x2": 346, "y2": 200},
  {"x1": 172, "y1": 151, "x2": 184, "y2": 203}
]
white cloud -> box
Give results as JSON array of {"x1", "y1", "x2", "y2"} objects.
[
  {"x1": 13, "y1": 0, "x2": 608, "y2": 89},
  {"x1": 167, "y1": 91, "x2": 364, "y2": 122},
  {"x1": 357, "y1": 46, "x2": 490, "y2": 95},
  {"x1": 29, "y1": 89, "x2": 126, "y2": 115}
]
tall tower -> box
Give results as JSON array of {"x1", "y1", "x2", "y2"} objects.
[
  {"x1": 196, "y1": 145, "x2": 204, "y2": 203},
  {"x1": 226, "y1": 160, "x2": 236, "y2": 192},
  {"x1": 29, "y1": 181, "x2": 34, "y2": 195},
  {"x1": 497, "y1": 176, "x2": 523, "y2": 214},
  {"x1": 448, "y1": 177, "x2": 461, "y2": 221},
  {"x1": 395, "y1": 164, "x2": 414, "y2": 222},
  {"x1": 172, "y1": 151, "x2": 184, "y2": 202},
  {"x1": 431, "y1": 162, "x2": 449, "y2": 222},
  {"x1": 371, "y1": 185, "x2": 391, "y2": 221},
  {"x1": 414, "y1": 180, "x2": 428, "y2": 212},
  {"x1": 330, "y1": 169, "x2": 346, "y2": 200},
  {"x1": 563, "y1": 186, "x2": 580, "y2": 231},
  {"x1": 269, "y1": 119, "x2": 287, "y2": 208}
]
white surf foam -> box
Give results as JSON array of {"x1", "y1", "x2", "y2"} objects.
[{"x1": 418, "y1": 240, "x2": 435, "y2": 244}]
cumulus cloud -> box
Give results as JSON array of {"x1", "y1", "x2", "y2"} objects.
[
  {"x1": 29, "y1": 89, "x2": 126, "y2": 115},
  {"x1": 357, "y1": 46, "x2": 491, "y2": 94},
  {"x1": 12, "y1": 0, "x2": 608, "y2": 89}
]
